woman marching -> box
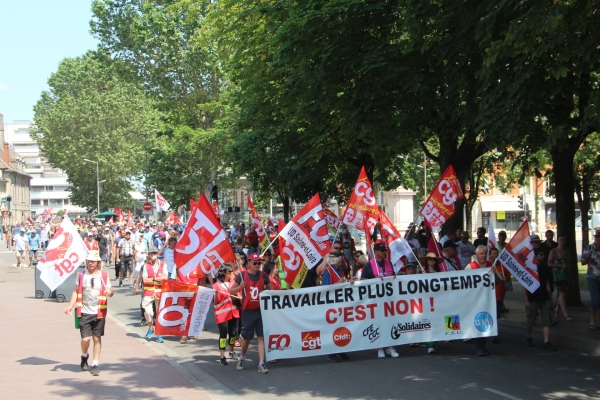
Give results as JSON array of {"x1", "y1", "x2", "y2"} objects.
[{"x1": 213, "y1": 264, "x2": 240, "y2": 365}]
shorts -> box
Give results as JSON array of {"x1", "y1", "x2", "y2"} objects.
[
  {"x1": 17, "y1": 250, "x2": 25, "y2": 257},
  {"x1": 30, "y1": 250, "x2": 38, "y2": 257},
  {"x1": 142, "y1": 296, "x2": 155, "y2": 318},
  {"x1": 555, "y1": 281, "x2": 569, "y2": 293},
  {"x1": 240, "y1": 308, "x2": 263, "y2": 340},
  {"x1": 80, "y1": 313, "x2": 106, "y2": 338},
  {"x1": 526, "y1": 300, "x2": 551, "y2": 327},
  {"x1": 120, "y1": 257, "x2": 133, "y2": 273},
  {"x1": 588, "y1": 276, "x2": 600, "y2": 309}
]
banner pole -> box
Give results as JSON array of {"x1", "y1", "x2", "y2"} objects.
[
  {"x1": 261, "y1": 232, "x2": 282, "y2": 257},
  {"x1": 414, "y1": 254, "x2": 428, "y2": 274}
]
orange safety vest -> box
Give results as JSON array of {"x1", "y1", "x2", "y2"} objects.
[
  {"x1": 144, "y1": 261, "x2": 166, "y2": 299},
  {"x1": 76, "y1": 270, "x2": 108, "y2": 319},
  {"x1": 84, "y1": 239, "x2": 99, "y2": 251},
  {"x1": 212, "y1": 281, "x2": 239, "y2": 324}
]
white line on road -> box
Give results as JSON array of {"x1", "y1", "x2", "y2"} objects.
[{"x1": 485, "y1": 388, "x2": 523, "y2": 400}]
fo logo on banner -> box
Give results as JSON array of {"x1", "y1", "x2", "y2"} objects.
[
  {"x1": 444, "y1": 315, "x2": 461, "y2": 335},
  {"x1": 301, "y1": 331, "x2": 322, "y2": 351},
  {"x1": 268, "y1": 334, "x2": 291, "y2": 352},
  {"x1": 474, "y1": 312, "x2": 494, "y2": 332},
  {"x1": 333, "y1": 327, "x2": 352, "y2": 347}
]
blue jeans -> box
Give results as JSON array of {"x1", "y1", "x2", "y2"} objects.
[
  {"x1": 588, "y1": 276, "x2": 600, "y2": 309},
  {"x1": 475, "y1": 337, "x2": 487, "y2": 351}
]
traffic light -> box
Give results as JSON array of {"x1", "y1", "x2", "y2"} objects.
[
  {"x1": 517, "y1": 195, "x2": 523, "y2": 209},
  {"x1": 211, "y1": 184, "x2": 218, "y2": 200}
]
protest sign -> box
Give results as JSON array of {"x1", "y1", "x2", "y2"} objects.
[
  {"x1": 261, "y1": 269, "x2": 496, "y2": 360},
  {"x1": 155, "y1": 281, "x2": 214, "y2": 337},
  {"x1": 497, "y1": 221, "x2": 540, "y2": 293}
]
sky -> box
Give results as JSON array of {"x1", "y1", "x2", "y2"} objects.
[{"x1": 0, "y1": 1, "x2": 98, "y2": 123}]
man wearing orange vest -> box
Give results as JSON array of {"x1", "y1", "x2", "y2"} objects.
[
  {"x1": 141, "y1": 246, "x2": 167, "y2": 343},
  {"x1": 229, "y1": 253, "x2": 272, "y2": 373},
  {"x1": 64, "y1": 250, "x2": 114, "y2": 376},
  {"x1": 84, "y1": 231, "x2": 99, "y2": 251},
  {"x1": 213, "y1": 264, "x2": 240, "y2": 365}
]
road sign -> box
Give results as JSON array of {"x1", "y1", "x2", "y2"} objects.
[{"x1": 143, "y1": 202, "x2": 152, "y2": 214}]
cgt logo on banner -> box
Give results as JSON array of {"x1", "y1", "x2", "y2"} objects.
[
  {"x1": 261, "y1": 270, "x2": 496, "y2": 361},
  {"x1": 420, "y1": 164, "x2": 464, "y2": 230},
  {"x1": 38, "y1": 217, "x2": 88, "y2": 291},
  {"x1": 155, "y1": 281, "x2": 214, "y2": 337},
  {"x1": 342, "y1": 166, "x2": 380, "y2": 234},
  {"x1": 278, "y1": 218, "x2": 309, "y2": 288}
]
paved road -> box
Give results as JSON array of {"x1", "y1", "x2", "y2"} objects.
[{"x1": 102, "y1": 264, "x2": 600, "y2": 400}]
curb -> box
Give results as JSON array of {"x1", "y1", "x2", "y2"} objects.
[{"x1": 498, "y1": 320, "x2": 600, "y2": 356}]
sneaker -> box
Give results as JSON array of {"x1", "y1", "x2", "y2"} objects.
[
  {"x1": 180, "y1": 336, "x2": 187, "y2": 344},
  {"x1": 236, "y1": 358, "x2": 245, "y2": 371},
  {"x1": 156, "y1": 336, "x2": 164, "y2": 343},
  {"x1": 386, "y1": 347, "x2": 399, "y2": 358},
  {"x1": 542, "y1": 342, "x2": 557, "y2": 351},
  {"x1": 427, "y1": 347, "x2": 436, "y2": 354},
  {"x1": 327, "y1": 354, "x2": 341, "y2": 362},
  {"x1": 129, "y1": 283, "x2": 133, "y2": 288},
  {"x1": 145, "y1": 329, "x2": 154, "y2": 340},
  {"x1": 80, "y1": 355, "x2": 89, "y2": 371},
  {"x1": 229, "y1": 351, "x2": 239, "y2": 360},
  {"x1": 526, "y1": 337, "x2": 534, "y2": 347},
  {"x1": 220, "y1": 356, "x2": 228, "y2": 365},
  {"x1": 257, "y1": 363, "x2": 269, "y2": 374},
  {"x1": 90, "y1": 365, "x2": 100, "y2": 376},
  {"x1": 377, "y1": 348, "x2": 385, "y2": 358},
  {"x1": 119, "y1": 280, "x2": 123, "y2": 287}
]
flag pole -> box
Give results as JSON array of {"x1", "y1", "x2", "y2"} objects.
[{"x1": 260, "y1": 232, "x2": 282, "y2": 257}]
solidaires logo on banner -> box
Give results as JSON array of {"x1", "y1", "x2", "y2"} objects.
[{"x1": 261, "y1": 270, "x2": 497, "y2": 361}]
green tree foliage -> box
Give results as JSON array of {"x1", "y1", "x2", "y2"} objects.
[
  {"x1": 574, "y1": 133, "x2": 600, "y2": 247},
  {"x1": 32, "y1": 51, "x2": 160, "y2": 211}
]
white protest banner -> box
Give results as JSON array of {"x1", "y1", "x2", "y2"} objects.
[
  {"x1": 261, "y1": 269, "x2": 496, "y2": 360},
  {"x1": 39, "y1": 217, "x2": 88, "y2": 291},
  {"x1": 497, "y1": 221, "x2": 540, "y2": 293},
  {"x1": 155, "y1": 281, "x2": 215, "y2": 337},
  {"x1": 279, "y1": 193, "x2": 331, "y2": 269}
]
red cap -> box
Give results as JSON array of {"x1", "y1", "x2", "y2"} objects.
[{"x1": 248, "y1": 253, "x2": 263, "y2": 261}]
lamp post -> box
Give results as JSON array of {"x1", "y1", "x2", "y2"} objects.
[
  {"x1": 83, "y1": 159, "x2": 100, "y2": 214},
  {"x1": 127, "y1": 130, "x2": 148, "y2": 201}
]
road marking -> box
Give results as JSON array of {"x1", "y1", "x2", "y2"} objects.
[{"x1": 484, "y1": 388, "x2": 523, "y2": 400}]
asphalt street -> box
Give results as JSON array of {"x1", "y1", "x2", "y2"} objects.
[{"x1": 101, "y1": 263, "x2": 600, "y2": 400}]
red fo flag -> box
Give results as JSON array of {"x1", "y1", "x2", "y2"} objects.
[
  {"x1": 155, "y1": 281, "x2": 214, "y2": 337},
  {"x1": 278, "y1": 219, "x2": 309, "y2": 288},
  {"x1": 279, "y1": 193, "x2": 331, "y2": 269},
  {"x1": 497, "y1": 221, "x2": 540, "y2": 293},
  {"x1": 175, "y1": 193, "x2": 235, "y2": 276},
  {"x1": 341, "y1": 166, "x2": 380, "y2": 234},
  {"x1": 420, "y1": 165, "x2": 464, "y2": 230},
  {"x1": 247, "y1": 195, "x2": 268, "y2": 248}
]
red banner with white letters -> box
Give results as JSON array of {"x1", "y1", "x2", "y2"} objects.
[
  {"x1": 175, "y1": 193, "x2": 235, "y2": 276},
  {"x1": 419, "y1": 165, "x2": 464, "y2": 230},
  {"x1": 342, "y1": 166, "x2": 380, "y2": 234},
  {"x1": 155, "y1": 280, "x2": 214, "y2": 337},
  {"x1": 279, "y1": 193, "x2": 331, "y2": 269}
]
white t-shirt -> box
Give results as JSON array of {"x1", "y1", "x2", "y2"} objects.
[
  {"x1": 76, "y1": 270, "x2": 111, "y2": 315},
  {"x1": 455, "y1": 240, "x2": 474, "y2": 267},
  {"x1": 13, "y1": 234, "x2": 28, "y2": 251},
  {"x1": 163, "y1": 247, "x2": 175, "y2": 273}
]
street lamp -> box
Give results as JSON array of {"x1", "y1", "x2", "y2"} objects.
[
  {"x1": 83, "y1": 159, "x2": 100, "y2": 215},
  {"x1": 127, "y1": 130, "x2": 148, "y2": 201}
]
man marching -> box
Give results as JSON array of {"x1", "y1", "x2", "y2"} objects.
[
  {"x1": 229, "y1": 253, "x2": 272, "y2": 373},
  {"x1": 64, "y1": 250, "x2": 114, "y2": 376},
  {"x1": 141, "y1": 246, "x2": 167, "y2": 343}
]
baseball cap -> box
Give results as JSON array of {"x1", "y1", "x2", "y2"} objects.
[
  {"x1": 442, "y1": 241, "x2": 457, "y2": 249},
  {"x1": 148, "y1": 246, "x2": 159, "y2": 253},
  {"x1": 87, "y1": 231, "x2": 93, "y2": 236},
  {"x1": 19, "y1": 228, "x2": 25, "y2": 232},
  {"x1": 373, "y1": 240, "x2": 388, "y2": 251},
  {"x1": 248, "y1": 254, "x2": 263, "y2": 261}
]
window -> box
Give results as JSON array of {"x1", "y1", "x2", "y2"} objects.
[
  {"x1": 64, "y1": 199, "x2": 70, "y2": 205},
  {"x1": 31, "y1": 200, "x2": 41, "y2": 205}
]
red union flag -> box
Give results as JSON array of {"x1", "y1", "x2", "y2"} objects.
[
  {"x1": 323, "y1": 208, "x2": 340, "y2": 235},
  {"x1": 175, "y1": 193, "x2": 235, "y2": 276},
  {"x1": 379, "y1": 211, "x2": 413, "y2": 265},
  {"x1": 497, "y1": 221, "x2": 540, "y2": 293},
  {"x1": 212, "y1": 200, "x2": 220, "y2": 218},
  {"x1": 155, "y1": 280, "x2": 214, "y2": 337},
  {"x1": 278, "y1": 219, "x2": 309, "y2": 288},
  {"x1": 342, "y1": 166, "x2": 380, "y2": 234},
  {"x1": 420, "y1": 165, "x2": 464, "y2": 230},
  {"x1": 247, "y1": 195, "x2": 269, "y2": 248},
  {"x1": 38, "y1": 217, "x2": 88, "y2": 291},
  {"x1": 279, "y1": 194, "x2": 331, "y2": 269}
]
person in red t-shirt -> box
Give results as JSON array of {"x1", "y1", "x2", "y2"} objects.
[{"x1": 246, "y1": 225, "x2": 260, "y2": 254}]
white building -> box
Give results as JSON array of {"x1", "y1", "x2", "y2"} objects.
[{"x1": 3, "y1": 120, "x2": 87, "y2": 217}]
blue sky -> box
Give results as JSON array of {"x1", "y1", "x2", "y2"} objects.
[{"x1": 0, "y1": 1, "x2": 98, "y2": 123}]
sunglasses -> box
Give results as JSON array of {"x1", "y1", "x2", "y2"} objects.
[
  {"x1": 251, "y1": 261, "x2": 262, "y2": 265},
  {"x1": 333, "y1": 247, "x2": 341, "y2": 250}
]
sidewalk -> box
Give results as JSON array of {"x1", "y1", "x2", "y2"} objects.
[
  {"x1": 0, "y1": 251, "x2": 209, "y2": 400},
  {"x1": 498, "y1": 280, "x2": 600, "y2": 355}
]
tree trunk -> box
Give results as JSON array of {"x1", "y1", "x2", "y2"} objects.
[
  {"x1": 551, "y1": 148, "x2": 583, "y2": 307},
  {"x1": 575, "y1": 178, "x2": 591, "y2": 249},
  {"x1": 283, "y1": 196, "x2": 290, "y2": 223}
]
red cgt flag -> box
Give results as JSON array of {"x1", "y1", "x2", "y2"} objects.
[
  {"x1": 420, "y1": 164, "x2": 464, "y2": 230},
  {"x1": 279, "y1": 193, "x2": 331, "y2": 269},
  {"x1": 175, "y1": 193, "x2": 235, "y2": 276},
  {"x1": 247, "y1": 195, "x2": 268, "y2": 248},
  {"x1": 342, "y1": 166, "x2": 380, "y2": 234}
]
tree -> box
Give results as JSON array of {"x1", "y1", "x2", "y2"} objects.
[
  {"x1": 479, "y1": 0, "x2": 600, "y2": 305},
  {"x1": 574, "y1": 133, "x2": 600, "y2": 248},
  {"x1": 32, "y1": 51, "x2": 161, "y2": 211}
]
